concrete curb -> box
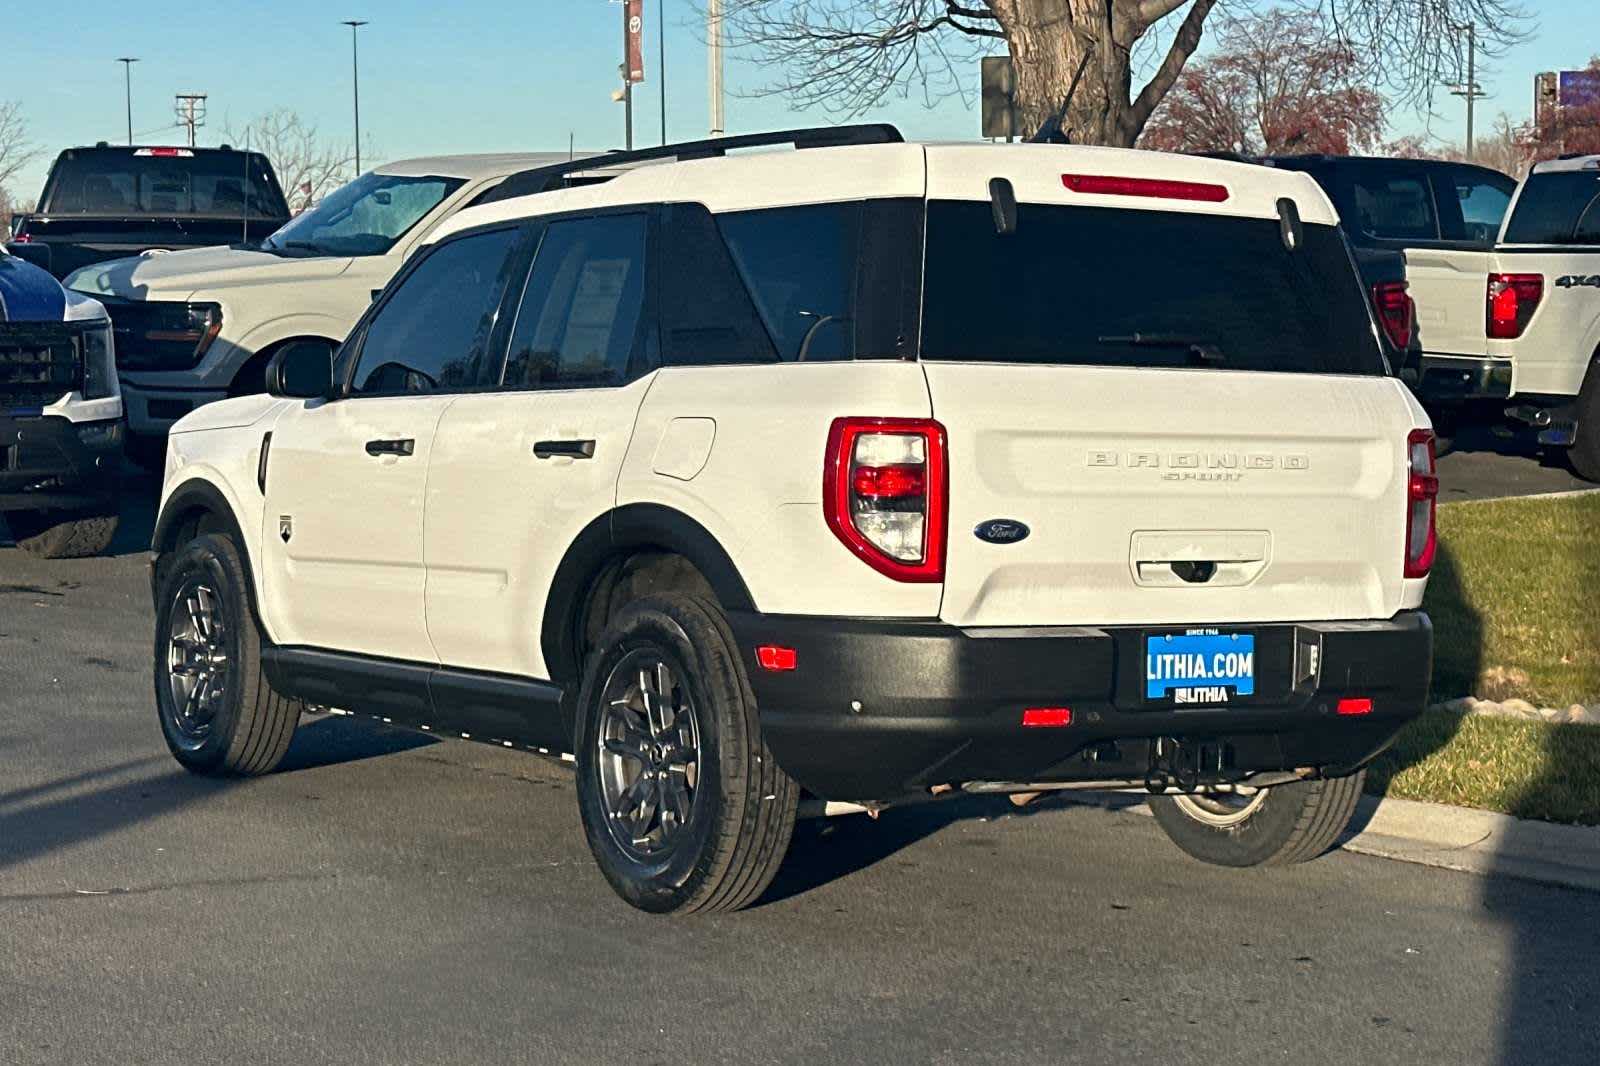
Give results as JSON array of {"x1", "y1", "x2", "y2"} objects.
[{"x1": 1061, "y1": 791, "x2": 1600, "y2": 894}]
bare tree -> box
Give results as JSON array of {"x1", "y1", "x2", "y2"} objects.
[
  {"x1": 719, "y1": 0, "x2": 1530, "y2": 147},
  {"x1": 225, "y1": 109, "x2": 358, "y2": 214},
  {"x1": 1140, "y1": 10, "x2": 1385, "y2": 154},
  {"x1": 1387, "y1": 115, "x2": 1536, "y2": 179},
  {"x1": 0, "y1": 101, "x2": 41, "y2": 210}
]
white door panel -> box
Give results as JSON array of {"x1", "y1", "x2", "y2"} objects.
[
  {"x1": 1405, "y1": 247, "x2": 1491, "y2": 359},
  {"x1": 260, "y1": 395, "x2": 453, "y2": 661},
  {"x1": 424, "y1": 380, "x2": 653, "y2": 676}
]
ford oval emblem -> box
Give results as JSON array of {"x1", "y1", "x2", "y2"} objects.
[{"x1": 974, "y1": 519, "x2": 1030, "y2": 545}]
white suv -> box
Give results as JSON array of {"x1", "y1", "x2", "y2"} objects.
[
  {"x1": 148, "y1": 127, "x2": 1437, "y2": 913},
  {"x1": 65, "y1": 153, "x2": 571, "y2": 465}
]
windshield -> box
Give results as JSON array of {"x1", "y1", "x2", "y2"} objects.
[
  {"x1": 1501, "y1": 171, "x2": 1600, "y2": 245},
  {"x1": 919, "y1": 200, "x2": 1387, "y2": 376},
  {"x1": 41, "y1": 149, "x2": 288, "y2": 219},
  {"x1": 264, "y1": 172, "x2": 465, "y2": 257}
]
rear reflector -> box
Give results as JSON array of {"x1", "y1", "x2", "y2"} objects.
[
  {"x1": 1336, "y1": 697, "x2": 1373, "y2": 716},
  {"x1": 1486, "y1": 273, "x2": 1543, "y2": 339},
  {"x1": 1021, "y1": 707, "x2": 1073, "y2": 728},
  {"x1": 1061, "y1": 173, "x2": 1229, "y2": 203},
  {"x1": 755, "y1": 645, "x2": 798, "y2": 672}
]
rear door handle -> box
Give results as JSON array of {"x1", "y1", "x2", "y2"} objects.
[
  {"x1": 533, "y1": 439, "x2": 596, "y2": 460},
  {"x1": 365, "y1": 438, "x2": 415, "y2": 457}
]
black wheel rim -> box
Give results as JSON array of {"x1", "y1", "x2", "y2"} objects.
[
  {"x1": 163, "y1": 577, "x2": 230, "y2": 751},
  {"x1": 595, "y1": 649, "x2": 702, "y2": 864}
]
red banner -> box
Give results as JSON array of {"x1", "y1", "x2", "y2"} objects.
[{"x1": 625, "y1": 0, "x2": 645, "y2": 83}]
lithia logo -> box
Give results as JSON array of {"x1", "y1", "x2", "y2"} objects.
[{"x1": 1086, "y1": 450, "x2": 1310, "y2": 482}]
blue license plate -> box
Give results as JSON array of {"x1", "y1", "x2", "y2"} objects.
[{"x1": 1145, "y1": 631, "x2": 1255, "y2": 703}]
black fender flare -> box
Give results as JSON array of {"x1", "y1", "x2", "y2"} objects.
[
  {"x1": 149, "y1": 477, "x2": 256, "y2": 611},
  {"x1": 540, "y1": 503, "x2": 754, "y2": 686}
]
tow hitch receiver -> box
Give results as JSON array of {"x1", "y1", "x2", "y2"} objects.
[{"x1": 1145, "y1": 736, "x2": 1233, "y2": 793}]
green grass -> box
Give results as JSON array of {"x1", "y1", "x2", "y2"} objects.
[
  {"x1": 1367, "y1": 492, "x2": 1600, "y2": 823},
  {"x1": 1423, "y1": 493, "x2": 1600, "y2": 707}
]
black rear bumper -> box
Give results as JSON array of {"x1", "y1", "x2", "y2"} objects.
[
  {"x1": 728, "y1": 610, "x2": 1433, "y2": 801},
  {"x1": 0, "y1": 414, "x2": 123, "y2": 512},
  {"x1": 1416, "y1": 356, "x2": 1514, "y2": 402}
]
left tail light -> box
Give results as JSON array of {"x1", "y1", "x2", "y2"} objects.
[
  {"x1": 1372, "y1": 280, "x2": 1414, "y2": 351},
  {"x1": 1404, "y1": 428, "x2": 1438, "y2": 579},
  {"x1": 824, "y1": 417, "x2": 947, "y2": 582}
]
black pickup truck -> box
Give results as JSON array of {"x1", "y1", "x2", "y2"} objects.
[{"x1": 6, "y1": 144, "x2": 292, "y2": 280}]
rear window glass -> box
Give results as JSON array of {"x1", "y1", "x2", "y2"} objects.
[
  {"x1": 1502, "y1": 171, "x2": 1600, "y2": 244},
  {"x1": 42, "y1": 150, "x2": 289, "y2": 219},
  {"x1": 1349, "y1": 172, "x2": 1438, "y2": 241},
  {"x1": 920, "y1": 201, "x2": 1386, "y2": 376}
]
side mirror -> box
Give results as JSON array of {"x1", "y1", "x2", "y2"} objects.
[
  {"x1": 266, "y1": 341, "x2": 335, "y2": 399},
  {"x1": 6, "y1": 241, "x2": 52, "y2": 274}
]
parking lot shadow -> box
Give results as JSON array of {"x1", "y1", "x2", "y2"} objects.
[{"x1": 276, "y1": 714, "x2": 438, "y2": 773}]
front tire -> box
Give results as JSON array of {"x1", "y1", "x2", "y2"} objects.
[
  {"x1": 574, "y1": 594, "x2": 798, "y2": 914},
  {"x1": 1148, "y1": 772, "x2": 1365, "y2": 867},
  {"x1": 153, "y1": 533, "x2": 301, "y2": 775},
  {"x1": 5, "y1": 510, "x2": 119, "y2": 558}
]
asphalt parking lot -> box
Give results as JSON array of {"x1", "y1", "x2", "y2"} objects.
[{"x1": 2, "y1": 446, "x2": 1597, "y2": 1065}]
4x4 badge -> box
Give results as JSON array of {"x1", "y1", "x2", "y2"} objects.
[{"x1": 279, "y1": 516, "x2": 293, "y2": 543}]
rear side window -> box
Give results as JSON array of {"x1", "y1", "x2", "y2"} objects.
[
  {"x1": 42, "y1": 150, "x2": 288, "y2": 219},
  {"x1": 920, "y1": 201, "x2": 1386, "y2": 376},
  {"x1": 1502, "y1": 171, "x2": 1600, "y2": 244},
  {"x1": 503, "y1": 214, "x2": 649, "y2": 389},
  {"x1": 350, "y1": 226, "x2": 524, "y2": 395},
  {"x1": 718, "y1": 203, "x2": 862, "y2": 361},
  {"x1": 1445, "y1": 168, "x2": 1516, "y2": 244},
  {"x1": 1349, "y1": 171, "x2": 1438, "y2": 241}
]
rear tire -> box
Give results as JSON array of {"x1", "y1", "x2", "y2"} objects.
[
  {"x1": 1148, "y1": 772, "x2": 1365, "y2": 867},
  {"x1": 153, "y1": 533, "x2": 301, "y2": 776},
  {"x1": 6, "y1": 510, "x2": 119, "y2": 558},
  {"x1": 1569, "y1": 360, "x2": 1600, "y2": 483},
  {"x1": 574, "y1": 594, "x2": 798, "y2": 914}
]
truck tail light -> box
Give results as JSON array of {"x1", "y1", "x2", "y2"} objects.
[
  {"x1": 1404, "y1": 428, "x2": 1438, "y2": 579},
  {"x1": 824, "y1": 417, "x2": 947, "y2": 582},
  {"x1": 1371, "y1": 281, "x2": 1414, "y2": 351},
  {"x1": 1486, "y1": 273, "x2": 1543, "y2": 339}
]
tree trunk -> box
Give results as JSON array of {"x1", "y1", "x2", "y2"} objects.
[{"x1": 990, "y1": 0, "x2": 1136, "y2": 146}]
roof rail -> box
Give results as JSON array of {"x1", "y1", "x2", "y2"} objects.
[{"x1": 478, "y1": 123, "x2": 904, "y2": 205}]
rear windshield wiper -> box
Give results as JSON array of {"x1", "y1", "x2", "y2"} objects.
[{"x1": 1096, "y1": 333, "x2": 1226, "y2": 364}]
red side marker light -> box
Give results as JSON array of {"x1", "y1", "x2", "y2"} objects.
[
  {"x1": 756, "y1": 645, "x2": 798, "y2": 672},
  {"x1": 1021, "y1": 707, "x2": 1073, "y2": 728},
  {"x1": 1336, "y1": 697, "x2": 1373, "y2": 716}
]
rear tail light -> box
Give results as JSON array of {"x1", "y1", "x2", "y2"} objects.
[
  {"x1": 824, "y1": 417, "x2": 947, "y2": 582},
  {"x1": 1371, "y1": 281, "x2": 1414, "y2": 351},
  {"x1": 1336, "y1": 697, "x2": 1373, "y2": 716},
  {"x1": 1486, "y1": 273, "x2": 1543, "y2": 339},
  {"x1": 1404, "y1": 428, "x2": 1438, "y2": 579},
  {"x1": 1061, "y1": 173, "x2": 1230, "y2": 203},
  {"x1": 1021, "y1": 707, "x2": 1073, "y2": 728}
]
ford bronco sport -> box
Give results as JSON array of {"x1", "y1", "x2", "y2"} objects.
[{"x1": 148, "y1": 127, "x2": 1436, "y2": 913}]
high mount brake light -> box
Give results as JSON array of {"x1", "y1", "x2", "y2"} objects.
[
  {"x1": 1487, "y1": 273, "x2": 1543, "y2": 339},
  {"x1": 1404, "y1": 429, "x2": 1438, "y2": 579},
  {"x1": 1061, "y1": 173, "x2": 1230, "y2": 203},
  {"x1": 135, "y1": 147, "x2": 195, "y2": 158},
  {"x1": 1372, "y1": 281, "x2": 1415, "y2": 351},
  {"x1": 824, "y1": 418, "x2": 948, "y2": 583}
]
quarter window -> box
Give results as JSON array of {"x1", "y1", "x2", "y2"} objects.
[
  {"x1": 349, "y1": 226, "x2": 523, "y2": 395},
  {"x1": 718, "y1": 203, "x2": 862, "y2": 361},
  {"x1": 1349, "y1": 173, "x2": 1438, "y2": 241},
  {"x1": 503, "y1": 214, "x2": 649, "y2": 390}
]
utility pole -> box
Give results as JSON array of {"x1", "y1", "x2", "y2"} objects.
[
  {"x1": 117, "y1": 58, "x2": 138, "y2": 145},
  {"x1": 622, "y1": 0, "x2": 634, "y2": 150},
  {"x1": 707, "y1": 0, "x2": 724, "y2": 136},
  {"x1": 174, "y1": 93, "x2": 208, "y2": 147},
  {"x1": 343, "y1": 20, "x2": 369, "y2": 174},
  {"x1": 1450, "y1": 21, "x2": 1485, "y2": 157},
  {"x1": 659, "y1": 0, "x2": 667, "y2": 145}
]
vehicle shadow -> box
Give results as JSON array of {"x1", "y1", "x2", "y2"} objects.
[
  {"x1": 0, "y1": 459, "x2": 159, "y2": 558},
  {"x1": 278, "y1": 714, "x2": 438, "y2": 773}
]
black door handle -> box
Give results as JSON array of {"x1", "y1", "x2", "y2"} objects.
[
  {"x1": 365, "y1": 438, "x2": 415, "y2": 457},
  {"x1": 533, "y1": 439, "x2": 596, "y2": 460}
]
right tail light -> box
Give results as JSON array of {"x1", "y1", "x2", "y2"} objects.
[
  {"x1": 1404, "y1": 428, "x2": 1438, "y2": 579},
  {"x1": 1486, "y1": 273, "x2": 1543, "y2": 339},
  {"x1": 824, "y1": 417, "x2": 947, "y2": 583}
]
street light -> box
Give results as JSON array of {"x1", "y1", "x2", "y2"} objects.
[
  {"x1": 342, "y1": 20, "x2": 369, "y2": 174},
  {"x1": 117, "y1": 58, "x2": 138, "y2": 146},
  {"x1": 1448, "y1": 21, "x2": 1486, "y2": 156}
]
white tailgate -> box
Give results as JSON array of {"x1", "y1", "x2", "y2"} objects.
[
  {"x1": 927, "y1": 364, "x2": 1416, "y2": 628},
  {"x1": 1405, "y1": 247, "x2": 1491, "y2": 359}
]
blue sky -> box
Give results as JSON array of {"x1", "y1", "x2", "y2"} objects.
[{"x1": 5, "y1": 0, "x2": 1596, "y2": 199}]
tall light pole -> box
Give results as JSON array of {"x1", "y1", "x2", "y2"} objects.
[
  {"x1": 659, "y1": 0, "x2": 667, "y2": 145},
  {"x1": 342, "y1": 20, "x2": 368, "y2": 174},
  {"x1": 117, "y1": 58, "x2": 138, "y2": 145},
  {"x1": 1449, "y1": 21, "x2": 1484, "y2": 157},
  {"x1": 707, "y1": 0, "x2": 724, "y2": 136}
]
